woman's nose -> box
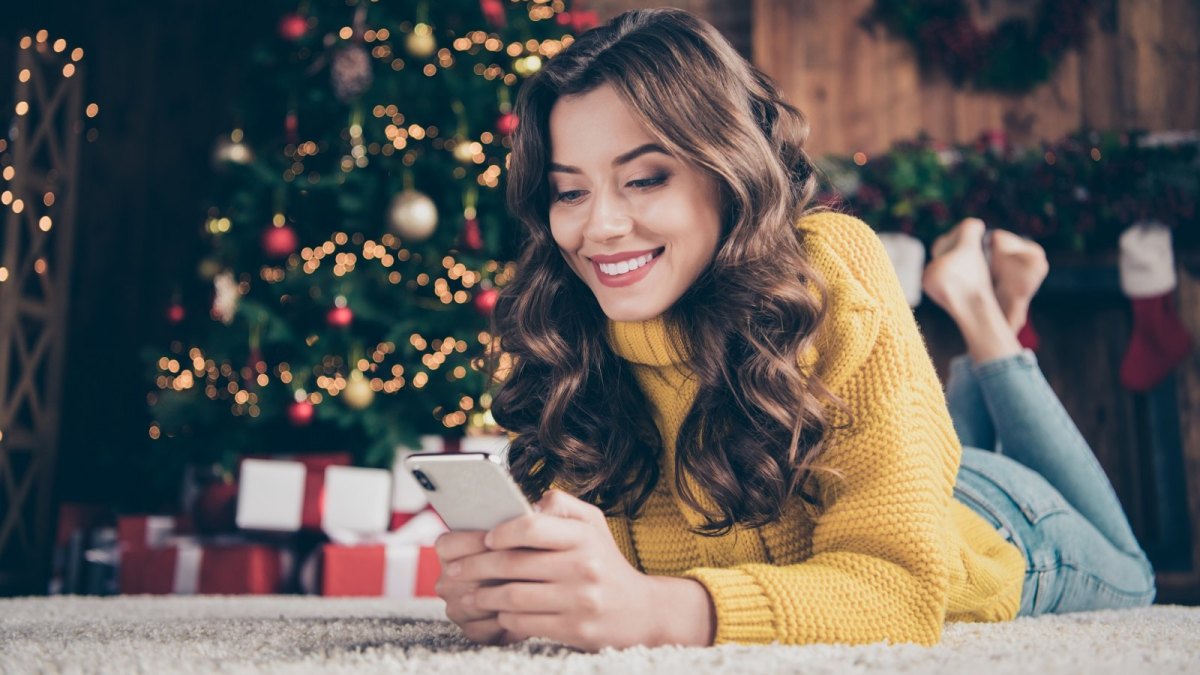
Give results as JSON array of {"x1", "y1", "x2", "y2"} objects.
[{"x1": 582, "y1": 188, "x2": 633, "y2": 242}]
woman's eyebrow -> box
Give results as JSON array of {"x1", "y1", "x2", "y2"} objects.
[{"x1": 548, "y1": 143, "x2": 670, "y2": 174}]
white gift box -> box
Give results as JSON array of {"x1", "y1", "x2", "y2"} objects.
[{"x1": 235, "y1": 459, "x2": 391, "y2": 535}]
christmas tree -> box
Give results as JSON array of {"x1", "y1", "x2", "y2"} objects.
[{"x1": 143, "y1": 0, "x2": 598, "y2": 488}]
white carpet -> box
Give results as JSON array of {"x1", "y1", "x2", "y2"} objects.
[{"x1": 1, "y1": 596, "x2": 1198, "y2": 674}]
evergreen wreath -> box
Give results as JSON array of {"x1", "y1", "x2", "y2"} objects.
[{"x1": 861, "y1": 0, "x2": 1095, "y2": 94}]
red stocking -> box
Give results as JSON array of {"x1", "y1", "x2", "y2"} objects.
[
  {"x1": 1118, "y1": 222, "x2": 1195, "y2": 392},
  {"x1": 1119, "y1": 293, "x2": 1193, "y2": 392}
]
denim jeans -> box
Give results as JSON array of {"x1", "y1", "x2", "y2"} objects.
[{"x1": 947, "y1": 349, "x2": 1157, "y2": 616}]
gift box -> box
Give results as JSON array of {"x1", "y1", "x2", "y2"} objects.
[
  {"x1": 118, "y1": 514, "x2": 192, "y2": 551},
  {"x1": 319, "y1": 509, "x2": 448, "y2": 598},
  {"x1": 49, "y1": 503, "x2": 115, "y2": 595},
  {"x1": 236, "y1": 457, "x2": 391, "y2": 535},
  {"x1": 119, "y1": 538, "x2": 292, "y2": 595}
]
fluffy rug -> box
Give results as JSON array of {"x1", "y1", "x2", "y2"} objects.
[{"x1": 1, "y1": 596, "x2": 1197, "y2": 674}]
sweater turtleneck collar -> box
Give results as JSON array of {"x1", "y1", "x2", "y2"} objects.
[{"x1": 605, "y1": 315, "x2": 692, "y2": 367}]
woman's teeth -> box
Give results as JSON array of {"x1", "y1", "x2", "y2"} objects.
[{"x1": 598, "y1": 250, "x2": 659, "y2": 276}]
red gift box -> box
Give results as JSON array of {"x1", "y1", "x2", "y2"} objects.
[
  {"x1": 118, "y1": 514, "x2": 192, "y2": 551},
  {"x1": 321, "y1": 544, "x2": 441, "y2": 598},
  {"x1": 120, "y1": 539, "x2": 290, "y2": 595}
]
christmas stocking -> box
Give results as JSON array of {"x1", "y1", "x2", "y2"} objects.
[
  {"x1": 877, "y1": 231, "x2": 926, "y2": 308},
  {"x1": 1118, "y1": 221, "x2": 1194, "y2": 392}
]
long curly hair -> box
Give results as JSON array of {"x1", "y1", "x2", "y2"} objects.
[{"x1": 487, "y1": 7, "x2": 847, "y2": 535}]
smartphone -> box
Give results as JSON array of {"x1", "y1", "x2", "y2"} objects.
[{"x1": 403, "y1": 452, "x2": 534, "y2": 531}]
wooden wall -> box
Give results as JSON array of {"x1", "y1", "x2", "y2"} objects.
[{"x1": 751, "y1": 0, "x2": 1200, "y2": 156}]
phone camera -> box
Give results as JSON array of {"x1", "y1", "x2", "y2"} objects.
[{"x1": 411, "y1": 469, "x2": 437, "y2": 491}]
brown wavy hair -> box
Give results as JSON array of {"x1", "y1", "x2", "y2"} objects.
[{"x1": 487, "y1": 8, "x2": 846, "y2": 535}]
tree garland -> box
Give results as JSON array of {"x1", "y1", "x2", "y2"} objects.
[{"x1": 861, "y1": 0, "x2": 1095, "y2": 94}]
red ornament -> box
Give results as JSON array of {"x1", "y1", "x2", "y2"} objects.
[
  {"x1": 495, "y1": 112, "x2": 519, "y2": 137},
  {"x1": 327, "y1": 305, "x2": 353, "y2": 328},
  {"x1": 287, "y1": 399, "x2": 315, "y2": 427},
  {"x1": 556, "y1": 10, "x2": 599, "y2": 33},
  {"x1": 262, "y1": 224, "x2": 299, "y2": 258},
  {"x1": 279, "y1": 13, "x2": 309, "y2": 41},
  {"x1": 480, "y1": 0, "x2": 506, "y2": 27},
  {"x1": 461, "y1": 217, "x2": 483, "y2": 251},
  {"x1": 166, "y1": 303, "x2": 186, "y2": 325},
  {"x1": 193, "y1": 480, "x2": 238, "y2": 533},
  {"x1": 285, "y1": 111, "x2": 299, "y2": 145},
  {"x1": 474, "y1": 287, "x2": 499, "y2": 315}
]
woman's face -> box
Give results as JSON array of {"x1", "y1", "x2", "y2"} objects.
[{"x1": 547, "y1": 83, "x2": 722, "y2": 323}]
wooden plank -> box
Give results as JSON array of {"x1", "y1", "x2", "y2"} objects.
[{"x1": 1170, "y1": 263, "x2": 1200, "y2": 601}]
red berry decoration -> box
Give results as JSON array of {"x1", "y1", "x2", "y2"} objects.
[
  {"x1": 287, "y1": 399, "x2": 315, "y2": 427},
  {"x1": 496, "y1": 112, "x2": 519, "y2": 137},
  {"x1": 279, "y1": 13, "x2": 309, "y2": 41},
  {"x1": 474, "y1": 287, "x2": 499, "y2": 315},
  {"x1": 327, "y1": 305, "x2": 353, "y2": 328},
  {"x1": 262, "y1": 224, "x2": 299, "y2": 258},
  {"x1": 461, "y1": 217, "x2": 483, "y2": 251},
  {"x1": 166, "y1": 303, "x2": 186, "y2": 325}
]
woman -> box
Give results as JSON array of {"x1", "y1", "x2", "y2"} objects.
[{"x1": 433, "y1": 8, "x2": 1156, "y2": 650}]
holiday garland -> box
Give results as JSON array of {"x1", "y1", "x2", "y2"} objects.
[
  {"x1": 817, "y1": 129, "x2": 1199, "y2": 254},
  {"x1": 861, "y1": 0, "x2": 1095, "y2": 93}
]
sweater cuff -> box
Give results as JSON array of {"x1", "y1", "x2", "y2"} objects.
[{"x1": 680, "y1": 566, "x2": 776, "y2": 644}]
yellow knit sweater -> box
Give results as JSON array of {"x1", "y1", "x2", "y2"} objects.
[{"x1": 601, "y1": 211, "x2": 1026, "y2": 646}]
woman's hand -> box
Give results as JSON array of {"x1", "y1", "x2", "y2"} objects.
[
  {"x1": 433, "y1": 529, "x2": 520, "y2": 646},
  {"x1": 439, "y1": 489, "x2": 715, "y2": 651}
]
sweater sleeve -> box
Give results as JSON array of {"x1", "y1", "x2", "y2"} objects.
[{"x1": 679, "y1": 213, "x2": 960, "y2": 646}]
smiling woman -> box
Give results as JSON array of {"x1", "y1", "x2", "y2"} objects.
[{"x1": 431, "y1": 6, "x2": 1038, "y2": 654}]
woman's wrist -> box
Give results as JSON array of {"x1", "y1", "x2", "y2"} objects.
[{"x1": 646, "y1": 575, "x2": 716, "y2": 647}]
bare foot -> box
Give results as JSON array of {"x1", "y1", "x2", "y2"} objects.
[
  {"x1": 922, "y1": 218, "x2": 994, "y2": 321},
  {"x1": 989, "y1": 230, "x2": 1049, "y2": 332}
]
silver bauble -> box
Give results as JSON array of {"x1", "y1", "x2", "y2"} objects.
[{"x1": 388, "y1": 189, "x2": 438, "y2": 241}]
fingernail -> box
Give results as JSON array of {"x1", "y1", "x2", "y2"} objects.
[{"x1": 446, "y1": 562, "x2": 461, "y2": 576}]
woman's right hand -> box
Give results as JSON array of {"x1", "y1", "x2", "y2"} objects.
[{"x1": 433, "y1": 530, "x2": 518, "y2": 645}]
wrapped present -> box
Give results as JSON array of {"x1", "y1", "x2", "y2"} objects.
[
  {"x1": 49, "y1": 503, "x2": 114, "y2": 595},
  {"x1": 320, "y1": 511, "x2": 448, "y2": 598},
  {"x1": 236, "y1": 457, "x2": 391, "y2": 535},
  {"x1": 391, "y1": 434, "x2": 510, "y2": 528},
  {"x1": 119, "y1": 537, "x2": 292, "y2": 595},
  {"x1": 118, "y1": 514, "x2": 192, "y2": 551}
]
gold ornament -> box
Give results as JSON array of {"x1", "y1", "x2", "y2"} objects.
[
  {"x1": 405, "y1": 23, "x2": 436, "y2": 58},
  {"x1": 342, "y1": 370, "x2": 375, "y2": 410},
  {"x1": 512, "y1": 55, "x2": 542, "y2": 77},
  {"x1": 452, "y1": 139, "x2": 476, "y2": 164},
  {"x1": 388, "y1": 189, "x2": 438, "y2": 241}
]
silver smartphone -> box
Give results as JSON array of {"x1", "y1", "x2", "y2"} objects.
[{"x1": 403, "y1": 452, "x2": 534, "y2": 531}]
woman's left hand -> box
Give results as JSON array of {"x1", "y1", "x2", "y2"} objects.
[{"x1": 440, "y1": 489, "x2": 711, "y2": 651}]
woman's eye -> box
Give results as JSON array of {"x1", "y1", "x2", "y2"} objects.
[
  {"x1": 553, "y1": 190, "x2": 585, "y2": 204},
  {"x1": 628, "y1": 175, "x2": 667, "y2": 189}
]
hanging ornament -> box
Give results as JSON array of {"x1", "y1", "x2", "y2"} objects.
[
  {"x1": 327, "y1": 295, "x2": 353, "y2": 328},
  {"x1": 331, "y1": 44, "x2": 373, "y2": 102},
  {"x1": 211, "y1": 270, "x2": 239, "y2": 325},
  {"x1": 212, "y1": 132, "x2": 254, "y2": 170},
  {"x1": 285, "y1": 109, "x2": 299, "y2": 145},
  {"x1": 405, "y1": 23, "x2": 437, "y2": 58},
  {"x1": 496, "y1": 112, "x2": 518, "y2": 137},
  {"x1": 342, "y1": 370, "x2": 375, "y2": 410},
  {"x1": 287, "y1": 390, "x2": 315, "y2": 427},
  {"x1": 512, "y1": 55, "x2": 543, "y2": 78},
  {"x1": 262, "y1": 220, "x2": 299, "y2": 259},
  {"x1": 480, "y1": 0, "x2": 506, "y2": 28},
  {"x1": 166, "y1": 301, "x2": 186, "y2": 325},
  {"x1": 460, "y1": 186, "x2": 483, "y2": 251},
  {"x1": 389, "y1": 189, "x2": 438, "y2": 241},
  {"x1": 278, "y1": 13, "x2": 309, "y2": 41},
  {"x1": 474, "y1": 286, "x2": 499, "y2": 315}
]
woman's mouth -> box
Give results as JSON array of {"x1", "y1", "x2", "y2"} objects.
[{"x1": 592, "y1": 247, "x2": 665, "y2": 288}]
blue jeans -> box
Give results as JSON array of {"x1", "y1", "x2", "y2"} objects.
[{"x1": 948, "y1": 349, "x2": 1157, "y2": 616}]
